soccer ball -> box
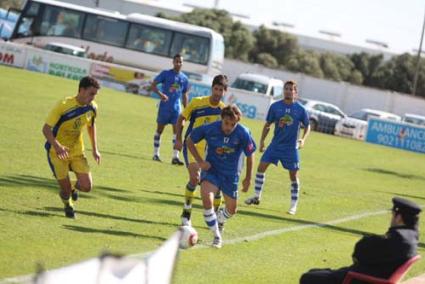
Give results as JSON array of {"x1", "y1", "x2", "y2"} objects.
[{"x1": 179, "y1": 226, "x2": 198, "y2": 249}]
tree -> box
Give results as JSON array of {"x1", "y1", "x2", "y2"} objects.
[
  {"x1": 255, "y1": 52, "x2": 278, "y2": 68},
  {"x1": 286, "y1": 50, "x2": 323, "y2": 78},
  {"x1": 251, "y1": 25, "x2": 298, "y2": 66},
  {"x1": 170, "y1": 8, "x2": 255, "y2": 60},
  {"x1": 350, "y1": 52, "x2": 384, "y2": 86},
  {"x1": 0, "y1": 0, "x2": 22, "y2": 9}
]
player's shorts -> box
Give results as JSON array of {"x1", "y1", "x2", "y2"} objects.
[
  {"x1": 156, "y1": 107, "x2": 179, "y2": 125},
  {"x1": 47, "y1": 152, "x2": 90, "y2": 180},
  {"x1": 201, "y1": 169, "x2": 239, "y2": 200},
  {"x1": 183, "y1": 140, "x2": 206, "y2": 166},
  {"x1": 261, "y1": 145, "x2": 300, "y2": 171}
]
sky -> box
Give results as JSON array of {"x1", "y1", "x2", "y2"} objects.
[{"x1": 161, "y1": 0, "x2": 425, "y2": 54}]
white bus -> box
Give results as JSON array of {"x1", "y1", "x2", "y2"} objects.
[{"x1": 10, "y1": 0, "x2": 225, "y2": 80}]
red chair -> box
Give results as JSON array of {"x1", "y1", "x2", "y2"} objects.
[{"x1": 342, "y1": 255, "x2": 421, "y2": 284}]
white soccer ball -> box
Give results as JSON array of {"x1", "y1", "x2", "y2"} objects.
[{"x1": 179, "y1": 226, "x2": 198, "y2": 249}]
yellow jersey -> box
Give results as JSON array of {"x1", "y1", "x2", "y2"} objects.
[
  {"x1": 45, "y1": 96, "x2": 97, "y2": 157},
  {"x1": 182, "y1": 96, "x2": 225, "y2": 139}
]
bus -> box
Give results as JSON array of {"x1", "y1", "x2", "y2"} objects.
[{"x1": 9, "y1": 0, "x2": 225, "y2": 80}]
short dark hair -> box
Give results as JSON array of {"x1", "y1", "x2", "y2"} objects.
[
  {"x1": 173, "y1": 54, "x2": 183, "y2": 60},
  {"x1": 284, "y1": 80, "x2": 297, "y2": 91},
  {"x1": 221, "y1": 104, "x2": 241, "y2": 121},
  {"x1": 79, "y1": 76, "x2": 100, "y2": 91},
  {"x1": 212, "y1": 74, "x2": 228, "y2": 90}
]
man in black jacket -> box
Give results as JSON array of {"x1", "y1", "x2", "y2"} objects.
[{"x1": 300, "y1": 197, "x2": 422, "y2": 284}]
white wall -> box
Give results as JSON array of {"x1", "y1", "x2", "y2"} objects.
[{"x1": 223, "y1": 59, "x2": 425, "y2": 116}]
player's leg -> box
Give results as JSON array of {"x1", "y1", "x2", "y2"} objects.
[
  {"x1": 216, "y1": 178, "x2": 238, "y2": 234},
  {"x1": 200, "y1": 175, "x2": 222, "y2": 248},
  {"x1": 48, "y1": 151, "x2": 75, "y2": 218},
  {"x1": 213, "y1": 191, "x2": 223, "y2": 212},
  {"x1": 181, "y1": 162, "x2": 200, "y2": 226},
  {"x1": 245, "y1": 147, "x2": 277, "y2": 205},
  {"x1": 70, "y1": 156, "x2": 92, "y2": 201},
  {"x1": 288, "y1": 169, "x2": 299, "y2": 215},
  {"x1": 153, "y1": 122, "x2": 165, "y2": 161},
  {"x1": 171, "y1": 122, "x2": 184, "y2": 165}
]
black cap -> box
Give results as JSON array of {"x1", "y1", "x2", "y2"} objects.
[{"x1": 392, "y1": 197, "x2": 422, "y2": 216}]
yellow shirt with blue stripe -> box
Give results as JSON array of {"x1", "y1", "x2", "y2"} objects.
[
  {"x1": 45, "y1": 96, "x2": 97, "y2": 157},
  {"x1": 182, "y1": 96, "x2": 225, "y2": 139}
]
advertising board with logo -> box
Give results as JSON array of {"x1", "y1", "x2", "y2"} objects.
[
  {"x1": 0, "y1": 41, "x2": 26, "y2": 68},
  {"x1": 366, "y1": 118, "x2": 425, "y2": 154},
  {"x1": 25, "y1": 49, "x2": 89, "y2": 80}
]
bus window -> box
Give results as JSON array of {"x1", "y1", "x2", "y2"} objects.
[
  {"x1": 15, "y1": 2, "x2": 40, "y2": 37},
  {"x1": 41, "y1": 7, "x2": 83, "y2": 37},
  {"x1": 126, "y1": 24, "x2": 172, "y2": 56},
  {"x1": 171, "y1": 33, "x2": 209, "y2": 65},
  {"x1": 83, "y1": 15, "x2": 128, "y2": 46}
]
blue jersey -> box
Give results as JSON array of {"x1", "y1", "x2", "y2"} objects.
[
  {"x1": 190, "y1": 121, "x2": 256, "y2": 177},
  {"x1": 266, "y1": 100, "x2": 309, "y2": 150},
  {"x1": 154, "y1": 69, "x2": 189, "y2": 112}
]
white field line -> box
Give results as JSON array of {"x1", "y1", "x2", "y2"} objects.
[{"x1": 1, "y1": 206, "x2": 421, "y2": 283}]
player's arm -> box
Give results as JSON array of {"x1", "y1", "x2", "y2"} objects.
[
  {"x1": 151, "y1": 79, "x2": 168, "y2": 102},
  {"x1": 187, "y1": 131, "x2": 210, "y2": 171},
  {"x1": 259, "y1": 122, "x2": 272, "y2": 152},
  {"x1": 298, "y1": 124, "x2": 311, "y2": 148},
  {"x1": 174, "y1": 115, "x2": 186, "y2": 151},
  {"x1": 182, "y1": 81, "x2": 190, "y2": 108},
  {"x1": 241, "y1": 154, "x2": 254, "y2": 192},
  {"x1": 42, "y1": 123, "x2": 69, "y2": 160},
  {"x1": 87, "y1": 122, "x2": 101, "y2": 164}
]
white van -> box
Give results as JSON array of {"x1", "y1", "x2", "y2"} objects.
[
  {"x1": 231, "y1": 73, "x2": 284, "y2": 99},
  {"x1": 402, "y1": 113, "x2": 425, "y2": 126}
]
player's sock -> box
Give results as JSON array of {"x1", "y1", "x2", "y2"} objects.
[
  {"x1": 153, "y1": 132, "x2": 161, "y2": 157},
  {"x1": 290, "y1": 178, "x2": 300, "y2": 203},
  {"x1": 71, "y1": 182, "x2": 79, "y2": 201},
  {"x1": 217, "y1": 207, "x2": 233, "y2": 233},
  {"x1": 213, "y1": 191, "x2": 222, "y2": 212},
  {"x1": 289, "y1": 178, "x2": 300, "y2": 214},
  {"x1": 173, "y1": 149, "x2": 180, "y2": 159},
  {"x1": 254, "y1": 172, "x2": 266, "y2": 199},
  {"x1": 203, "y1": 208, "x2": 220, "y2": 237},
  {"x1": 181, "y1": 182, "x2": 196, "y2": 225},
  {"x1": 60, "y1": 191, "x2": 73, "y2": 208}
]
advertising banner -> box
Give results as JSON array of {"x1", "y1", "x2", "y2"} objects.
[
  {"x1": 0, "y1": 41, "x2": 27, "y2": 68},
  {"x1": 223, "y1": 89, "x2": 273, "y2": 120},
  {"x1": 25, "y1": 49, "x2": 90, "y2": 80},
  {"x1": 366, "y1": 118, "x2": 425, "y2": 154},
  {"x1": 90, "y1": 63, "x2": 156, "y2": 95}
]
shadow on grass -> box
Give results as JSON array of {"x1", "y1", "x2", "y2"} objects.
[
  {"x1": 364, "y1": 168, "x2": 425, "y2": 181},
  {"x1": 0, "y1": 207, "x2": 60, "y2": 218},
  {"x1": 44, "y1": 207, "x2": 177, "y2": 227},
  {"x1": 63, "y1": 224, "x2": 167, "y2": 241},
  {"x1": 0, "y1": 174, "x2": 131, "y2": 195}
]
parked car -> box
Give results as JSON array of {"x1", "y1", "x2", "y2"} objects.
[
  {"x1": 231, "y1": 73, "x2": 284, "y2": 99},
  {"x1": 297, "y1": 98, "x2": 346, "y2": 134},
  {"x1": 334, "y1": 108, "x2": 401, "y2": 140},
  {"x1": 402, "y1": 113, "x2": 425, "y2": 126},
  {"x1": 43, "y1": 42, "x2": 87, "y2": 58}
]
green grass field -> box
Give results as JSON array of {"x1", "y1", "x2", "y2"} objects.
[{"x1": 0, "y1": 65, "x2": 424, "y2": 283}]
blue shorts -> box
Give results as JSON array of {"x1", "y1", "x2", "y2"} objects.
[
  {"x1": 201, "y1": 170, "x2": 239, "y2": 199},
  {"x1": 156, "y1": 107, "x2": 179, "y2": 125},
  {"x1": 261, "y1": 145, "x2": 300, "y2": 171}
]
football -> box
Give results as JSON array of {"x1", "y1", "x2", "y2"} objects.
[{"x1": 179, "y1": 226, "x2": 198, "y2": 249}]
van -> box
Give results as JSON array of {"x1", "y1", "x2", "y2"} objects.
[
  {"x1": 231, "y1": 73, "x2": 283, "y2": 99},
  {"x1": 402, "y1": 113, "x2": 425, "y2": 126},
  {"x1": 43, "y1": 42, "x2": 87, "y2": 58}
]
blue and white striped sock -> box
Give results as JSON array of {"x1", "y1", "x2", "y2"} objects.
[
  {"x1": 290, "y1": 178, "x2": 300, "y2": 204},
  {"x1": 153, "y1": 132, "x2": 161, "y2": 156},
  {"x1": 217, "y1": 208, "x2": 233, "y2": 224},
  {"x1": 204, "y1": 208, "x2": 220, "y2": 237},
  {"x1": 254, "y1": 172, "x2": 265, "y2": 199}
]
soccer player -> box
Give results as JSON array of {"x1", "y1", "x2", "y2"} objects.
[
  {"x1": 151, "y1": 54, "x2": 190, "y2": 165},
  {"x1": 174, "y1": 75, "x2": 228, "y2": 226},
  {"x1": 244, "y1": 80, "x2": 310, "y2": 215},
  {"x1": 42, "y1": 76, "x2": 101, "y2": 218},
  {"x1": 187, "y1": 105, "x2": 256, "y2": 248}
]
